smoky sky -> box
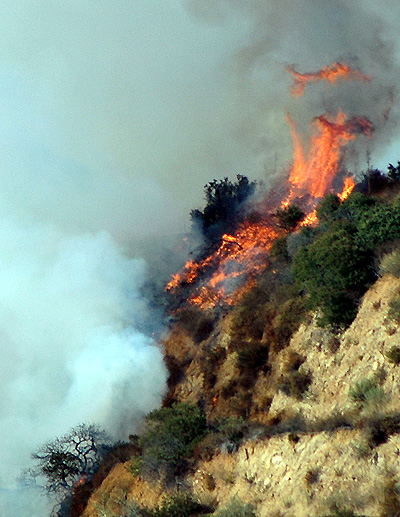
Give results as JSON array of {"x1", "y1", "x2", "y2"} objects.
[
  {"x1": 1, "y1": 1, "x2": 399, "y2": 224},
  {"x1": 1, "y1": 2, "x2": 400, "y2": 514},
  {"x1": 184, "y1": 0, "x2": 400, "y2": 177}
]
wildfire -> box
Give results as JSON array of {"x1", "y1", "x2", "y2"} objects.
[
  {"x1": 287, "y1": 62, "x2": 371, "y2": 97},
  {"x1": 168, "y1": 221, "x2": 280, "y2": 309},
  {"x1": 286, "y1": 109, "x2": 372, "y2": 200},
  {"x1": 338, "y1": 176, "x2": 356, "y2": 201},
  {"x1": 167, "y1": 62, "x2": 373, "y2": 310}
]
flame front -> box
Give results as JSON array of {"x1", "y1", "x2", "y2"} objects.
[
  {"x1": 167, "y1": 62, "x2": 372, "y2": 310},
  {"x1": 167, "y1": 221, "x2": 280, "y2": 309}
]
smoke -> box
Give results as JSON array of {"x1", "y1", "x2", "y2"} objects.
[
  {"x1": 0, "y1": 222, "x2": 168, "y2": 479},
  {"x1": 184, "y1": 0, "x2": 400, "y2": 174},
  {"x1": 0, "y1": 1, "x2": 399, "y2": 514}
]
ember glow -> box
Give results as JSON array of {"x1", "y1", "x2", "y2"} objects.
[
  {"x1": 167, "y1": 63, "x2": 373, "y2": 309},
  {"x1": 287, "y1": 62, "x2": 371, "y2": 97},
  {"x1": 167, "y1": 221, "x2": 280, "y2": 309}
]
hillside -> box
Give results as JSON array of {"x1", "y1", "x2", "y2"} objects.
[{"x1": 79, "y1": 270, "x2": 400, "y2": 517}]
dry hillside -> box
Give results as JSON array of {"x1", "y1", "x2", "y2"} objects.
[{"x1": 80, "y1": 273, "x2": 400, "y2": 517}]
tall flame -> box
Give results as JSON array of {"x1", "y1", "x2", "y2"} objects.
[{"x1": 286, "y1": 109, "x2": 372, "y2": 200}]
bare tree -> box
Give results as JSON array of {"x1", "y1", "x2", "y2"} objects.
[{"x1": 29, "y1": 423, "x2": 111, "y2": 495}]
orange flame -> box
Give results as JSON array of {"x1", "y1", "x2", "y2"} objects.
[
  {"x1": 338, "y1": 176, "x2": 356, "y2": 201},
  {"x1": 286, "y1": 109, "x2": 372, "y2": 200},
  {"x1": 167, "y1": 62, "x2": 373, "y2": 310},
  {"x1": 168, "y1": 221, "x2": 280, "y2": 309},
  {"x1": 287, "y1": 62, "x2": 371, "y2": 97}
]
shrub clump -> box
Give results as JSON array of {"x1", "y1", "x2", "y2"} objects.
[
  {"x1": 151, "y1": 492, "x2": 213, "y2": 517},
  {"x1": 379, "y1": 248, "x2": 400, "y2": 278},
  {"x1": 131, "y1": 403, "x2": 207, "y2": 482},
  {"x1": 277, "y1": 370, "x2": 312, "y2": 400},
  {"x1": 214, "y1": 497, "x2": 256, "y2": 517},
  {"x1": 276, "y1": 204, "x2": 305, "y2": 231},
  {"x1": 388, "y1": 296, "x2": 400, "y2": 324},
  {"x1": 194, "y1": 417, "x2": 248, "y2": 461},
  {"x1": 348, "y1": 377, "x2": 386, "y2": 409},
  {"x1": 292, "y1": 222, "x2": 374, "y2": 328},
  {"x1": 386, "y1": 346, "x2": 400, "y2": 365}
]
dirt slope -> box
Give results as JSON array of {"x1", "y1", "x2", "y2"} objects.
[{"x1": 82, "y1": 274, "x2": 400, "y2": 516}]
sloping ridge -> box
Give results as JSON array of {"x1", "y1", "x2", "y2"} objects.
[{"x1": 82, "y1": 274, "x2": 400, "y2": 516}]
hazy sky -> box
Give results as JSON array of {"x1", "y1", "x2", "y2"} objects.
[
  {"x1": 1, "y1": 3, "x2": 400, "y2": 513},
  {"x1": 0, "y1": 0, "x2": 399, "y2": 236}
]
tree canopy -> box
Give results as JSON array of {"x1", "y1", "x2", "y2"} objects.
[{"x1": 191, "y1": 175, "x2": 256, "y2": 249}]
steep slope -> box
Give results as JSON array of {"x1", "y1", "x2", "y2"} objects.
[{"x1": 81, "y1": 274, "x2": 400, "y2": 516}]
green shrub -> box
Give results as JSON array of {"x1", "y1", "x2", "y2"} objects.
[
  {"x1": 215, "y1": 417, "x2": 248, "y2": 444},
  {"x1": 388, "y1": 296, "x2": 400, "y2": 324},
  {"x1": 348, "y1": 378, "x2": 385, "y2": 409},
  {"x1": 379, "y1": 249, "x2": 400, "y2": 278},
  {"x1": 236, "y1": 343, "x2": 269, "y2": 375},
  {"x1": 151, "y1": 492, "x2": 213, "y2": 517},
  {"x1": 277, "y1": 370, "x2": 312, "y2": 400},
  {"x1": 386, "y1": 346, "x2": 400, "y2": 365},
  {"x1": 270, "y1": 236, "x2": 289, "y2": 261},
  {"x1": 356, "y1": 203, "x2": 400, "y2": 249},
  {"x1": 214, "y1": 497, "x2": 256, "y2": 517},
  {"x1": 135, "y1": 403, "x2": 207, "y2": 481},
  {"x1": 317, "y1": 193, "x2": 341, "y2": 222},
  {"x1": 386, "y1": 346, "x2": 400, "y2": 364},
  {"x1": 292, "y1": 223, "x2": 374, "y2": 327},
  {"x1": 286, "y1": 226, "x2": 317, "y2": 259},
  {"x1": 272, "y1": 296, "x2": 307, "y2": 350}
]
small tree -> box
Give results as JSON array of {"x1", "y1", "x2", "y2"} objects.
[
  {"x1": 30, "y1": 423, "x2": 111, "y2": 494},
  {"x1": 191, "y1": 175, "x2": 256, "y2": 248}
]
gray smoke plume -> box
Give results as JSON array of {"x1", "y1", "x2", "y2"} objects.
[
  {"x1": 184, "y1": 0, "x2": 400, "y2": 175},
  {"x1": 1, "y1": 2, "x2": 400, "y2": 515}
]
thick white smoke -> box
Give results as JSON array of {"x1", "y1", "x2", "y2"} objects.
[{"x1": 0, "y1": 224, "x2": 167, "y2": 482}]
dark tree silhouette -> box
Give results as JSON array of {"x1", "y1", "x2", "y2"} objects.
[
  {"x1": 29, "y1": 424, "x2": 111, "y2": 495},
  {"x1": 191, "y1": 175, "x2": 256, "y2": 249}
]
